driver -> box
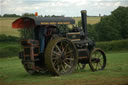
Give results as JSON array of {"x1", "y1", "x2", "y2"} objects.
[{"x1": 34, "y1": 25, "x2": 47, "y2": 53}]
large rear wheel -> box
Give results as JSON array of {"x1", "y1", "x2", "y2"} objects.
[{"x1": 45, "y1": 38, "x2": 78, "y2": 75}]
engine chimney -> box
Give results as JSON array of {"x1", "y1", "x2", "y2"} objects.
[{"x1": 81, "y1": 10, "x2": 88, "y2": 37}]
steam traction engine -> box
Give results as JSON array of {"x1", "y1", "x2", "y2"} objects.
[{"x1": 12, "y1": 10, "x2": 106, "y2": 75}]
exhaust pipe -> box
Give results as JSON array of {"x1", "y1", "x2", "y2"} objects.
[{"x1": 81, "y1": 10, "x2": 88, "y2": 37}]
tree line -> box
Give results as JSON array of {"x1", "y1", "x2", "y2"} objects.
[
  {"x1": 0, "y1": 13, "x2": 64, "y2": 17},
  {"x1": 78, "y1": 6, "x2": 128, "y2": 41},
  {"x1": 0, "y1": 13, "x2": 35, "y2": 17}
]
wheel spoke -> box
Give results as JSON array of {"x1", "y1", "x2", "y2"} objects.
[
  {"x1": 65, "y1": 50, "x2": 73, "y2": 56},
  {"x1": 52, "y1": 51, "x2": 61, "y2": 56},
  {"x1": 98, "y1": 63, "x2": 101, "y2": 69},
  {"x1": 64, "y1": 62, "x2": 71, "y2": 68},
  {"x1": 64, "y1": 43, "x2": 70, "y2": 52},
  {"x1": 99, "y1": 62, "x2": 102, "y2": 67},
  {"x1": 61, "y1": 63, "x2": 66, "y2": 72},
  {"x1": 97, "y1": 53, "x2": 102, "y2": 58},
  {"x1": 92, "y1": 63, "x2": 95, "y2": 68},
  {"x1": 96, "y1": 63, "x2": 98, "y2": 70},
  {"x1": 65, "y1": 58, "x2": 74, "y2": 61},
  {"x1": 53, "y1": 60, "x2": 59, "y2": 66},
  {"x1": 55, "y1": 45, "x2": 62, "y2": 54},
  {"x1": 92, "y1": 53, "x2": 96, "y2": 58},
  {"x1": 92, "y1": 62, "x2": 97, "y2": 70},
  {"x1": 60, "y1": 41, "x2": 64, "y2": 52},
  {"x1": 94, "y1": 52, "x2": 97, "y2": 58},
  {"x1": 56, "y1": 65, "x2": 60, "y2": 71},
  {"x1": 99, "y1": 55, "x2": 103, "y2": 60},
  {"x1": 52, "y1": 57, "x2": 59, "y2": 60}
]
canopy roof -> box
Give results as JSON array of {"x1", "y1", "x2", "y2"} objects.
[{"x1": 12, "y1": 17, "x2": 75, "y2": 29}]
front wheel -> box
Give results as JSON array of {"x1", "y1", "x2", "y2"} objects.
[{"x1": 89, "y1": 48, "x2": 106, "y2": 71}]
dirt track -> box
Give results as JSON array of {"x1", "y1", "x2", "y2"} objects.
[{"x1": 1, "y1": 77, "x2": 128, "y2": 85}]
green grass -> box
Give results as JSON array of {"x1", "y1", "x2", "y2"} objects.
[{"x1": 0, "y1": 52, "x2": 128, "y2": 85}]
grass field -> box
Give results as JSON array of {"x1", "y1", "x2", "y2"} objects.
[
  {"x1": 0, "y1": 17, "x2": 101, "y2": 37},
  {"x1": 0, "y1": 52, "x2": 128, "y2": 85},
  {"x1": 73, "y1": 17, "x2": 101, "y2": 25},
  {"x1": 0, "y1": 17, "x2": 20, "y2": 37}
]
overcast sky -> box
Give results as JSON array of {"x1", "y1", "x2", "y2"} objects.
[{"x1": 0, "y1": 0, "x2": 128, "y2": 16}]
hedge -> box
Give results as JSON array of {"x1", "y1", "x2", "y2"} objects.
[
  {"x1": 0, "y1": 42, "x2": 21, "y2": 58},
  {"x1": 0, "y1": 34, "x2": 19, "y2": 42},
  {"x1": 96, "y1": 39, "x2": 128, "y2": 52}
]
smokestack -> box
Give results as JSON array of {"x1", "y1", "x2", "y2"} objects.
[{"x1": 81, "y1": 10, "x2": 88, "y2": 37}]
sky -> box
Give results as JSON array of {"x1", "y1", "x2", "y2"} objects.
[{"x1": 0, "y1": 0, "x2": 128, "y2": 17}]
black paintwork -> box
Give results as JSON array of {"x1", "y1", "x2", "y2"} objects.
[{"x1": 19, "y1": 16, "x2": 75, "y2": 25}]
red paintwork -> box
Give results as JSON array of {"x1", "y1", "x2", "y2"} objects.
[{"x1": 12, "y1": 18, "x2": 35, "y2": 29}]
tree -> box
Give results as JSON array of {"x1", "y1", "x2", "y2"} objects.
[
  {"x1": 111, "y1": 6, "x2": 128, "y2": 39},
  {"x1": 22, "y1": 13, "x2": 35, "y2": 17},
  {"x1": 94, "y1": 6, "x2": 128, "y2": 41},
  {"x1": 95, "y1": 15, "x2": 122, "y2": 41},
  {"x1": 3, "y1": 14, "x2": 20, "y2": 17},
  {"x1": 88, "y1": 24, "x2": 99, "y2": 41},
  {"x1": 77, "y1": 20, "x2": 98, "y2": 41}
]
